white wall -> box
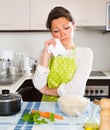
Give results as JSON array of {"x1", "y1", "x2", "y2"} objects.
[
  {"x1": 0, "y1": 30, "x2": 110, "y2": 71},
  {"x1": 74, "y1": 30, "x2": 110, "y2": 71}
]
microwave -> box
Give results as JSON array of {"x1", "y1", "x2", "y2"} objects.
[{"x1": 106, "y1": 3, "x2": 110, "y2": 31}]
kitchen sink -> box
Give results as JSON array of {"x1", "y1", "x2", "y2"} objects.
[{"x1": 0, "y1": 75, "x2": 22, "y2": 85}]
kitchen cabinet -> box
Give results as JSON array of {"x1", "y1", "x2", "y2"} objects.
[
  {"x1": 0, "y1": 0, "x2": 107, "y2": 30},
  {"x1": 0, "y1": 0, "x2": 30, "y2": 30},
  {"x1": 17, "y1": 79, "x2": 42, "y2": 101},
  {"x1": 31, "y1": 0, "x2": 106, "y2": 30},
  {"x1": 71, "y1": 0, "x2": 106, "y2": 26}
]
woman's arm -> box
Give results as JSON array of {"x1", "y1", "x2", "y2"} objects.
[
  {"x1": 39, "y1": 85, "x2": 59, "y2": 96},
  {"x1": 32, "y1": 64, "x2": 49, "y2": 90},
  {"x1": 32, "y1": 38, "x2": 57, "y2": 90},
  {"x1": 57, "y1": 47, "x2": 93, "y2": 96},
  {"x1": 33, "y1": 65, "x2": 59, "y2": 96}
]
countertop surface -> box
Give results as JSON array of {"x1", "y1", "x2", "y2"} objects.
[
  {"x1": 0, "y1": 73, "x2": 33, "y2": 93},
  {"x1": 0, "y1": 101, "x2": 100, "y2": 130},
  {"x1": 0, "y1": 71, "x2": 110, "y2": 93},
  {"x1": 89, "y1": 71, "x2": 110, "y2": 79}
]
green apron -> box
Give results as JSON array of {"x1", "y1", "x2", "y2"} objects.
[{"x1": 42, "y1": 51, "x2": 77, "y2": 102}]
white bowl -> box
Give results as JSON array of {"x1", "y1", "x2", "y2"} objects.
[{"x1": 58, "y1": 94, "x2": 90, "y2": 116}]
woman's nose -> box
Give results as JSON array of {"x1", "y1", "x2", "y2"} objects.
[{"x1": 60, "y1": 30, "x2": 65, "y2": 37}]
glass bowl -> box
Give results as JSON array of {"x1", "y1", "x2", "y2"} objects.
[{"x1": 58, "y1": 94, "x2": 90, "y2": 116}]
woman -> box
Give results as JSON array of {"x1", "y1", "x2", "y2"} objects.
[{"x1": 33, "y1": 6, "x2": 93, "y2": 102}]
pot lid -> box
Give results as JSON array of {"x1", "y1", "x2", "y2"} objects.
[{"x1": 0, "y1": 89, "x2": 21, "y2": 102}]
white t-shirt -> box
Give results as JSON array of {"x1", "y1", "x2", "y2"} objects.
[{"x1": 33, "y1": 47, "x2": 93, "y2": 96}]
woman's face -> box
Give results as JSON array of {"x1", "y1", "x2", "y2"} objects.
[{"x1": 51, "y1": 17, "x2": 75, "y2": 49}]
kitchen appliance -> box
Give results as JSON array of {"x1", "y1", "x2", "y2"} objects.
[
  {"x1": 0, "y1": 50, "x2": 14, "y2": 76},
  {"x1": 84, "y1": 71, "x2": 110, "y2": 101},
  {"x1": 21, "y1": 57, "x2": 34, "y2": 75},
  {"x1": 0, "y1": 59, "x2": 10, "y2": 75},
  {"x1": 0, "y1": 50, "x2": 14, "y2": 60}
]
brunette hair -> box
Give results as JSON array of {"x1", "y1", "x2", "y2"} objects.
[{"x1": 46, "y1": 6, "x2": 74, "y2": 30}]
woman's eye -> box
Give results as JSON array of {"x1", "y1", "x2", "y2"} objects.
[
  {"x1": 53, "y1": 30, "x2": 59, "y2": 33},
  {"x1": 64, "y1": 26, "x2": 70, "y2": 30}
]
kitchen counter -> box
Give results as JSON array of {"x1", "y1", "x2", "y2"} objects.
[
  {"x1": 0, "y1": 71, "x2": 110, "y2": 94},
  {"x1": 0, "y1": 73, "x2": 33, "y2": 93},
  {"x1": 89, "y1": 71, "x2": 110, "y2": 79},
  {"x1": 0, "y1": 101, "x2": 100, "y2": 130}
]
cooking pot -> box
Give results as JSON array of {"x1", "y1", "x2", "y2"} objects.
[{"x1": 0, "y1": 87, "x2": 32, "y2": 116}]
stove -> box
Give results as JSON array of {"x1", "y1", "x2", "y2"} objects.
[{"x1": 85, "y1": 71, "x2": 110, "y2": 101}]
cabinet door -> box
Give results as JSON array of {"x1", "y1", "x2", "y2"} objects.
[
  {"x1": 31, "y1": 0, "x2": 106, "y2": 30},
  {"x1": 17, "y1": 80, "x2": 42, "y2": 102},
  {"x1": 30, "y1": 0, "x2": 50, "y2": 30},
  {"x1": 69, "y1": 0, "x2": 106, "y2": 26},
  {"x1": 74, "y1": 0, "x2": 106, "y2": 26},
  {"x1": 0, "y1": 0, "x2": 30, "y2": 30}
]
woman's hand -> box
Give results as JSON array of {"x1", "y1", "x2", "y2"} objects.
[
  {"x1": 39, "y1": 85, "x2": 48, "y2": 94},
  {"x1": 44, "y1": 38, "x2": 56, "y2": 52},
  {"x1": 40, "y1": 38, "x2": 57, "y2": 67}
]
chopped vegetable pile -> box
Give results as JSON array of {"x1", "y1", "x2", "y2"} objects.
[{"x1": 22, "y1": 109, "x2": 63, "y2": 125}]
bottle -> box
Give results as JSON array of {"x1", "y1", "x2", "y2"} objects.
[
  {"x1": 83, "y1": 103, "x2": 100, "y2": 130},
  {"x1": 99, "y1": 98, "x2": 110, "y2": 130}
]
